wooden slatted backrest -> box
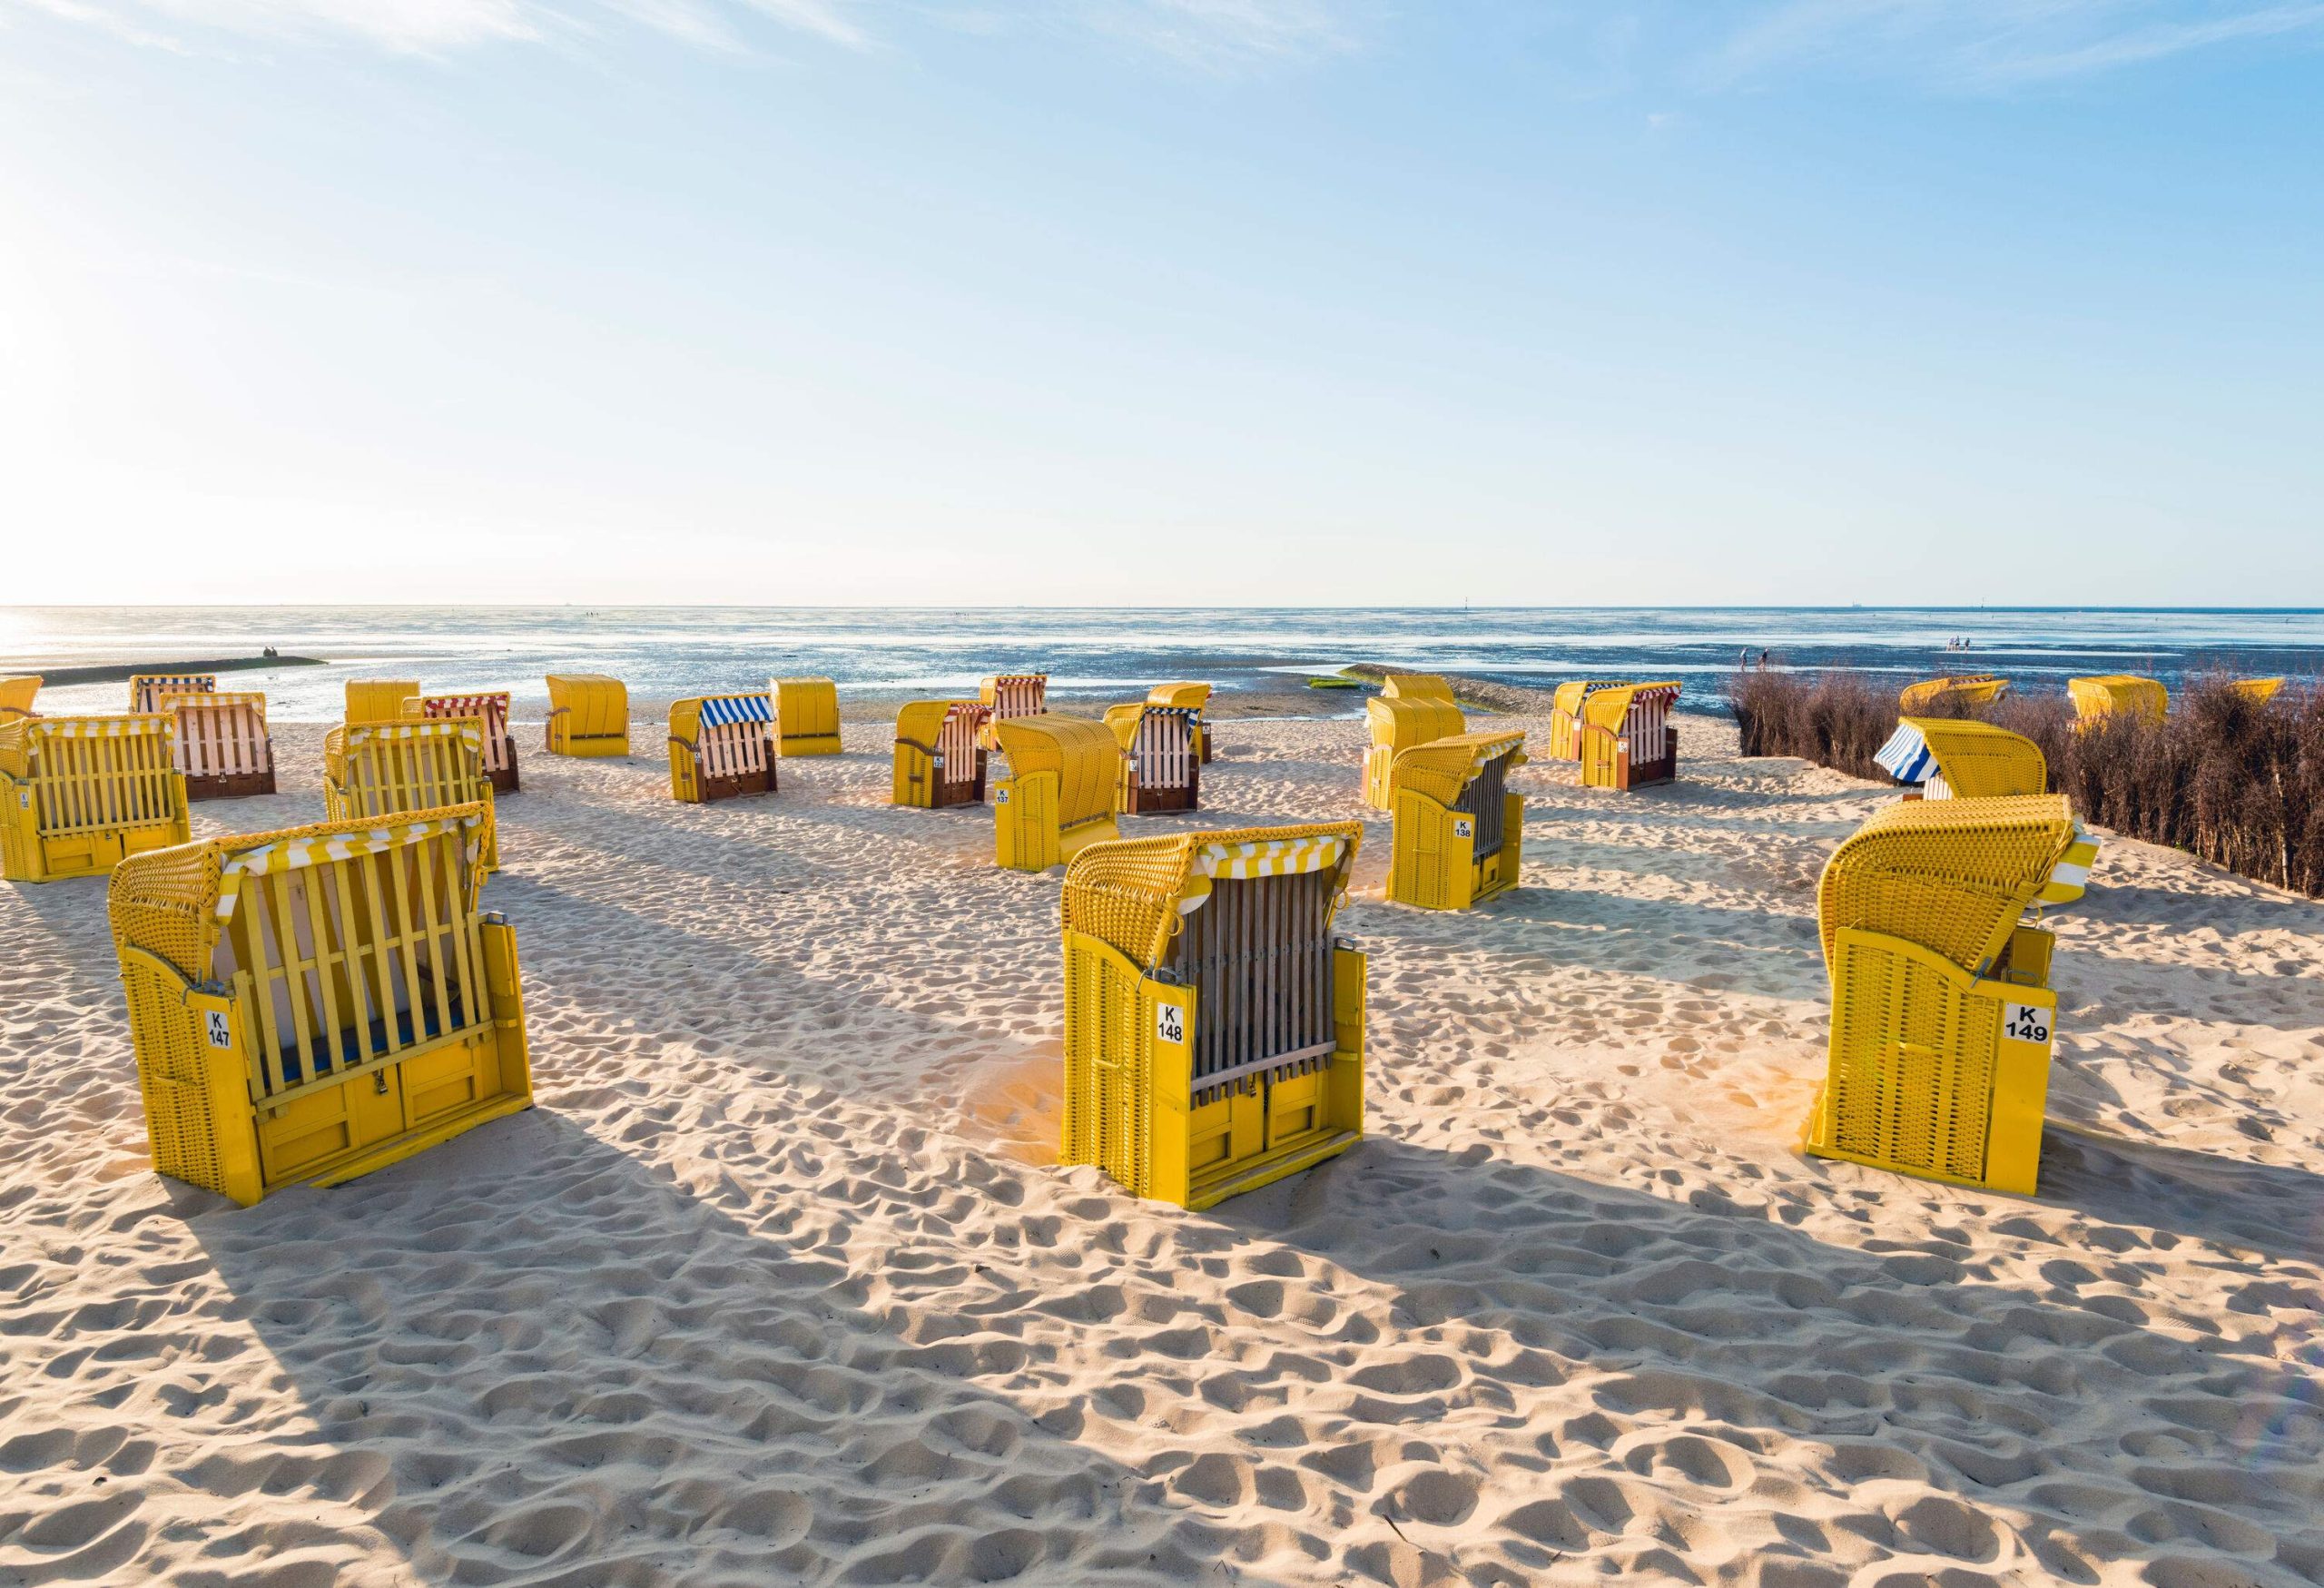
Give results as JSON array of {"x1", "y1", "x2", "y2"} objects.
[
  {"x1": 219, "y1": 824, "x2": 487, "y2": 1104},
  {"x1": 25, "y1": 718, "x2": 180, "y2": 837},
  {"x1": 701, "y1": 721, "x2": 767, "y2": 778},
  {"x1": 937, "y1": 705, "x2": 985, "y2": 789},
  {"x1": 171, "y1": 695, "x2": 271, "y2": 779},
  {"x1": 1133, "y1": 708, "x2": 1196, "y2": 790},
  {"x1": 414, "y1": 695, "x2": 513, "y2": 774},
  {"x1": 335, "y1": 723, "x2": 487, "y2": 818},
  {"x1": 1164, "y1": 867, "x2": 1339, "y2": 1099}
]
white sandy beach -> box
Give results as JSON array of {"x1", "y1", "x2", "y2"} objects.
[{"x1": 3, "y1": 708, "x2": 2319, "y2": 1587}]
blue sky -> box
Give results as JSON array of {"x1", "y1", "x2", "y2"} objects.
[{"x1": 4, "y1": 2, "x2": 2319, "y2": 605}]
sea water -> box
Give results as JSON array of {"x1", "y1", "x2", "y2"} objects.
[{"x1": 5, "y1": 607, "x2": 2320, "y2": 721}]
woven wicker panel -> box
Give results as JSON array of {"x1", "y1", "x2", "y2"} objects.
[
  {"x1": 1389, "y1": 730, "x2": 1524, "y2": 810},
  {"x1": 1817, "y1": 794, "x2": 2075, "y2": 975},
  {"x1": 993, "y1": 715, "x2": 1118, "y2": 832},
  {"x1": 1903, "y1": 717, "x2": 2047, "y2": 799}
]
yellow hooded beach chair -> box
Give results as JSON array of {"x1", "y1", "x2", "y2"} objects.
[
  {"x1": 129, "y1": 673, "x2": 217, "y2": 715},
  {"x1": 170, "y1": 691, "x2": 276, "y2": 801},
  {"x1": 2232, "y1": 677, "x2": 2285, "y2": 705},
  {"x1": 346, "y1": 678, "x2": 422, "y2": 725},
  {"x1": 406, "y1": 692, "x2": 520, "y2": 793},
  {"x1": 1578, "y1": 682, "x2": 1680, "y2": 791},
  {"x1": 1362, "y1": 695, "x2": 1465, "y2": 811},
  {"x1": 1060, "y1": 823, "x2": 1365, "y2": 1209},
  {"x1": 545, "y1": 674, "x2": 630, "y2": 757},
  {"x1": 979, "y1": 674, "x2": 1049, "y2": 748},
  {"x1": 1807, "y1": 794, "x2": 2084, "y2": 1196},
  {"x1": 892, "y1": 700, "x2": 990, "y2": 808},
  {"x1": 1875, "y1": 717, "x2": 2047, "y2": 801},
  {"x1": 991, "y1": 715, "x2": 1120, "y2": 872},
  {"x1": 326, "y1": 719, "x2": 499, "y2": 872},
  {"x1": 1105, "y1": 703, "x2": 1202, "y2": 814},
  {"x1": 108, "y1": 804, "x2": 530, "y2": 1208},
  {"x1": 1147, "y1": 682, "x2": 1215, "y2": 763},
  {"x1": 772, "y1": 676, "x2": 843, "y2": 756},
  {"x1": 1380, "y1": 674, "x2": 1454, "y2": 703},
  {"x1": 1385, "y1": 730, "x2": 1527, "y2": 910},
  {"x1": 667, "y1": 694, "x2": 777, "y2": 805},
  {"x1": 1876, "y1": 717, "x2": 2098, "y2": 902},
  {"x1": 1898, "y1": 675, "x2": 2010, "y2": 713},
  {"x1": 2069, "y1": 675, "x2": 2166, "y2": 729},
  {"x1": 1, "y1": 714, "x2": 188, "y2": 883},
  {"x1": 1, "y1": 676, "x2": 43, "y2": 725},
  {"x1": 1548, "y1": 681, "x2": 1624, "y2": 761}
]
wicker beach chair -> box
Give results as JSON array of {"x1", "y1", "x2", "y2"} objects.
[
  {"x1": 979, "y1": 674, "x2": 1049, "y2": 749},
  {"x1": 1548, "y1": 681, "x2": 1624, "y2": 761},
  {"x1": 991, "y1": 715, "x2": 1120, "y2": 872},
  {"x1": 1578, "y1": 682, "x2": 1679, "y2": 791},
  {"x1": 0, "y1": 715, "x2": 188, "y2": 883},
  {"x1": 326, "y1": 719, "x2": 499, "y2": 872},
  {"x1": 1380, "y1": 674, "x2": 1455, "y2": 703},
  {"x1": 772, "y1": 676, "x2": 844, "y2": 756},
  {"x1": 1362, "y1": 695, "x2": 1465, "y2": 811},
  {"x1": 169, "y1": 691, "x2": 276, "y2": 801},
  {"x1": 1060, "y1": 823, "x2": 1365, "y2": 1209},
  {"x1": 668, "y1": 695, "x2": 778, "y2": 805},
  {"x1": 1105, "y1": 703, "x2": 1202, "y2": 814},
  {"x1": 1876, "y1": 717, "x2": 2098, "y2": 902},
  {"x1": 1899, "y1": 675, "x2": 2010, "y2": 714},
  {"x1": 892, "y1": 701, "x2": 990, "y2": 808},
  {"x1": 2232, "y1": 677, "x2": 2286, "y2": 705},
  {"x1": 0, "y1": 676, "x2": 40, "y2": 725},
  {"x1": 1806, "y1": 794, "x2": 2083, "y2": 1195},
  {"x1": 1147, "y1": 682, "x2": 1215, "y2": 763},
  {"x1": 2069, "y1": 675, "x2": 2167, "y2": 729},
  {"x1": 406, "y1": 693, "x2": 520, "y2": 793},
  {"x1": 1385, "y1": 730, "x2": 1527, "y2": 910},
  {"x1": 545, "y1": 674, "x2": 630, "y2": 757},
  {"x1": 346, "y1": 679, "x2": 423, "y2": 725},
  {"x1": 107, "y1": 804, "x2": 530, "y2": 1207},
  {"x1": 1875, "y1": 717, "x2": 2047, "y2": 800},
  {"x1": 129, "y1": 673, "x2": 217, "y2": 715}
]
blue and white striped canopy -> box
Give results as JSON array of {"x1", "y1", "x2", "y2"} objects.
[
  {"x1": 699, "y1": 694, "x2": 772, "y2": 726},
  {"x1": 1875, "y1": 721, "x2": 1935, "y2": 785}
]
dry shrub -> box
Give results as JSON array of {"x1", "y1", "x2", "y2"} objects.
[{"x1": 1728, "y1": 670, "x2": 2324, "y2": 896}]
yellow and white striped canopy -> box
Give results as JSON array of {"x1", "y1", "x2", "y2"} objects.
[
  {"x1": 1196, "y1": 834, "x2": 1344, "y2": 879},
  {"x1": 214, "y1": 812, "x2": 486, "y2": 922},
  {"x1": 344, "y1": 718, "x2": 484, "y2": 752},
  {"x1": 34, "y1": 715, "x2": 173, "y2": 739},
  {"x1": 1175, "y1": 834, "x2": 1347, "y2": 915}
]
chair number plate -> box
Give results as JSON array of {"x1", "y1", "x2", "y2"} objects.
[
  {"x1": 1452, "y1": 818, "x2": 1473, "y2": 839},
  {"x1": 1155, "y1": 1004, "x2": 1185, "y2": 1044},
  {"x1": 2002, "y1": 1003, "x2": 2051, "y2": 1045},
  {"x1": 995, "y1": 788, "x2": 1009, "y2": 804},
  {"x1": 204, "y1": 1011, "x2": 232, "y2": 1049}
]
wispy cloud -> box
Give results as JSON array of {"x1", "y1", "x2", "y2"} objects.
[
  {"x1": 1706, "y1": 0, "x2": 2324, "y2": 90},
  {"x1": 11, "y1": 0, "x2": 1359, "y2": 63},
  {"x1": 1076, "y1": 0, "x2": 1362, "y2": 69}
]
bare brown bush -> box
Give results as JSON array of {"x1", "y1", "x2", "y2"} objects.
[{"x1": 1728, "y1": 671, "x2": 2324, "y2": 896}]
